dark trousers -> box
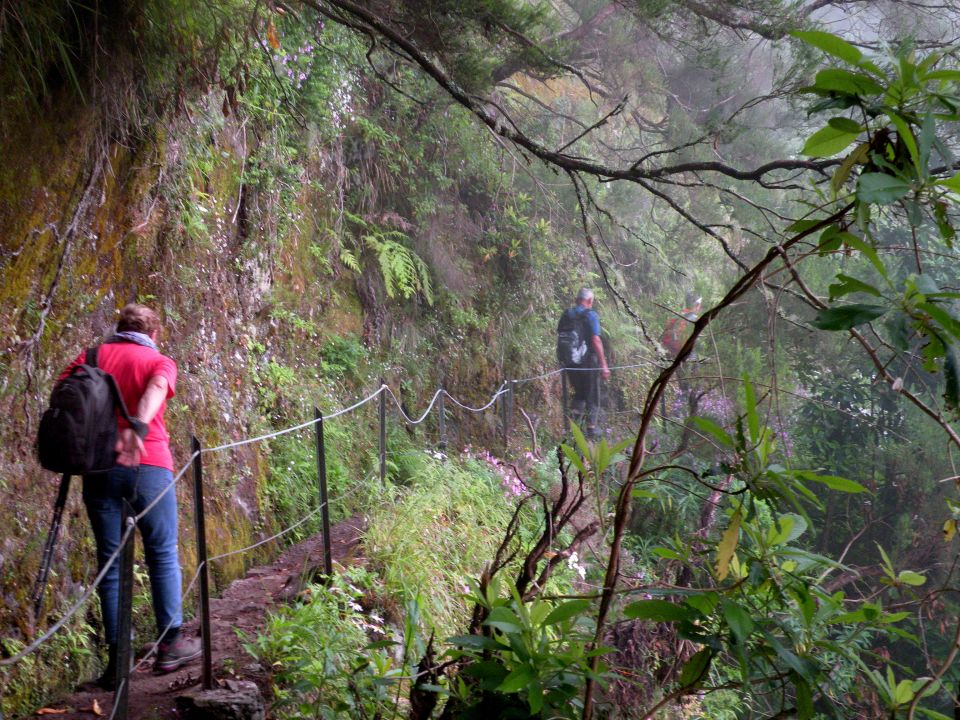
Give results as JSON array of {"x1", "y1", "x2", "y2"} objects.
[{"x1": 566, "y1": 364, "x2": 600, "y2": 434}]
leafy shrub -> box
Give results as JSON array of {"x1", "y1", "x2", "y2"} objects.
[
  {"x1": 444, "y1": 579, "x2": 604, "y2": 719},
  {"x1": 243, "y1": 567, "x2": 400, "y2": 719}
]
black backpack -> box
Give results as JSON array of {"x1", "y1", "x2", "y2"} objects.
[
  {"x1": 37, "y1": 346, "x2": 138, "y2": 474},
  {"x1": 556, "y1": 307, "x2": 592, "y2": 367}
]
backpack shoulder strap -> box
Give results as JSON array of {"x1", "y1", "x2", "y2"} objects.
[{"x1": 86, "y1": 345, "x2": 149, "y2": 439}]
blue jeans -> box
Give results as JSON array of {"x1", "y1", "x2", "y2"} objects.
[{"x1": 83, "y1": 465, "x2": 183, "y2": 644}]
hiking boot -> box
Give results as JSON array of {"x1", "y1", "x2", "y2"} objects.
[
  {"x1": 154, "y1": 634, "x2": 201, "y2": 674},
  {"x1": 76, "y1": 644, "x2": 117, "y2": 692}
]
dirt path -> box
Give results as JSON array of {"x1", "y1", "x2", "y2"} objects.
[{"x1": 41, "y1": 515, "x2": 366, "y2": 720}]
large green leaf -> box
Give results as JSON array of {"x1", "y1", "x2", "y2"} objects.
[
  {"x1": 796, "y1": 677, "x2": 814, "y2": 719},
  {"x1": 813, "y1": 69, "x2": 883, "y2": 96},
  {"x1": 841, "y1": 234, "x2": 888, "y2": 277},
  {"x1": 811, "y1": 303, "x2": 887, "y2": 330},
  {"x1": 690, "y1": 416, "x2": 734, "y2": 448},
  {"x1": 543, "y1": 599, "x2": 591, "y2": 625},
  {"x1": 791, "y1": 30, "x2": 862, "y2": 65},
  {"x1": 897, "y1": 570, "x2": 927, "y2": 586},
  {"x1": 794, "y1": 471, "x2": 868, "y2": 493},
  {"x1": 721, "y1": 600, "x2": 755, "y2": 644},
  {"x1": 828, "y1": 116, "x2": 863, "y2": 133},
  {"x1": 829, "y1": 273, "x2": 882, "y2": 300},
  {"x1": 768, "y1": 513, "x2": 809, "y2": 545},
  {"x1": 857, "y1": 173, "x2": 912, "y2": 204},
  {"x1": 484, "y1": 606, "x2": 522, "y2": 633},
  {"x1": 802, "y1": 124, "x2": 861, "y2": 157},
  {"x1": 936, "y1": 173, "x2": 960, "y2": 193},
  {"x1": 678, "y1": 648, "x2": 713, "y2": 687},
  {"x1": 623, "y1": 599, "x2": 695, "y2": 623},
  {"x1": 887, "y1": 112, "x2": 921, "y2": 175},
  {"x1": 922, "y1": 69, "x2": 960, "y2": 82},
  {"x1": 448, "y1": 634, "x2": 501, "y2": 650},
  {"x1": 496, "y1": 666, "x2": 534, "y2": 693}
]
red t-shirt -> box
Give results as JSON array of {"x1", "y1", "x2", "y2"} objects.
[{"x1": 59, "y1": 343, "x2": 177, "y2": 470}]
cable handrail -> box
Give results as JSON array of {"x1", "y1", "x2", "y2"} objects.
[
  {"x1": 385, "y1": 386, "x2": 444, "y2": 426},
  {"x1": 443, "y1": 383, "x2": 508, "y2": 412},
  {"x1": 6, "y1": 359, "x2": 661, "y2": 668}
]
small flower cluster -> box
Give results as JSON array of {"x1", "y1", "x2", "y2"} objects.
[
  {"x1": 272, "y1": 29, "x2": 323, "y2": 90},
  {"x1": 669, "y1": 387, "x2": 734, "y2": 422},
  {"x1": 566, "y1": 551, "x2": 586, "y2": 580},
  {"x1": 462, "y1": 445, "x2": 528, "y2": 497},
  {"x1": 775, "y1": 428, "x2": 794, "y2": 458}
]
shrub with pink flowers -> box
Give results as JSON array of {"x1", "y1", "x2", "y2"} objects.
[{"x1": 461, "y1": 445, "x2": 542, "y2": 497}]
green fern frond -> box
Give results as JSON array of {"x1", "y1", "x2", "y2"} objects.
[{"x1": 339, "y1": 248, "x2": 361, "y2": 273}]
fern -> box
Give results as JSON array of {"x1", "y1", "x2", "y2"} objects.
[
  {"x1": 339, "y1": 248, "x2": 362, "y2": 273},
  {"x1": 338, "y1": 215, "x2": 433, "y2": 304},
  {"x1": 363, "y1": 233, "x2": 433, "y2": 304}
]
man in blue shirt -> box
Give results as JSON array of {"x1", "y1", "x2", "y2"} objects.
[{"x1": 561, "y1": 288, "x2": 610, "y2": 439}]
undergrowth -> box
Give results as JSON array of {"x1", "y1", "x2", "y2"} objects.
[{"x1": 364, "y1": 453, "x2": 525, "y2": 639}]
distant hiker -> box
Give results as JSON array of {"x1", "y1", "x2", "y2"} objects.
[
  {"x1": 56, "y1": 304, "x2": 200, "y2": 689},
  {"x1": 660, "y1": 291, "x2": 702, "y2": 358},
  {"x1": 557, "y1": 288, "x2": 610, "y2": 439}
]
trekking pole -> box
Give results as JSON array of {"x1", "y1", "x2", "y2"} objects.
[
  {"x1": 31, "y1": 473, "x2": 71, "y2": 618},
  {"x1": 561, "y1": 370, "x2": 569, "y2": 434},
  {"x1": 314, "y1": 408, "x2": 333, "y2": 579},
  {"x1": 191, "y1": 437, "x2": 213, "y2": 690},
  {"x1": 114, "y1": 499, "x2": 136, "y2": 720}
]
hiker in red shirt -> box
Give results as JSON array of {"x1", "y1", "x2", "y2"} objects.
[
  {"x1": 60, "y1": 304, "x2": 200, "y2": 689},
  {"x1": 660, "y1": 292, "x2": 702, "y2": 358}
]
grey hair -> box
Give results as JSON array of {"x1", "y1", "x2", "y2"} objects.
[
  {"x1": 685, "y1": 291, "x2": 702, "y2": 307},
  {"x1": 576, "y1": 288, "x2": 594, "y2": 303}
]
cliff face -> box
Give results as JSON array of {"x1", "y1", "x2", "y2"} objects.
[
  {"x1": 0, "y1": 4, "x2": 577, "y2": 710},
  {"x1": 0, "y1": 32, "x2": 488, "y2": 712}
]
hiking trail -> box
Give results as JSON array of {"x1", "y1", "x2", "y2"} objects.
[{"x1": 40, "y1": 515, "x2": 366, "y2": 720}]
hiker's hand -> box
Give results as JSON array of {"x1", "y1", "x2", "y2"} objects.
[
  {"x1": 601, "y1": 367, "x2": 611, "y2": 381},
  {"x1": 115, "y1": 428, "x2": 145, "y2": 467}
]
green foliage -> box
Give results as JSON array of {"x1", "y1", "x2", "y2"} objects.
[
  {"x1": 243, "y1": 567, "x2": 405, "y2": 719},
  {"x1": 444, "y1": 578, "x2": 605, "y2": 719},
  {"x1": 632, "y1": 376, "x2": 941, "y2": 718},
  {"x1": 795, "y1": 31, "x2": 960, "y2": 409},
  {"x1": 364, "y1": 454, "x2": 520, "y2": 637},
  {"x1": 0, "y1": 615, "x2": 97, "y2": 717},
  {"x1": 342, "y1": 212, "x2": 434, "y2": 304},
  {"x1": 319, "y1": 335, "x2": 367, "y2": 379}
]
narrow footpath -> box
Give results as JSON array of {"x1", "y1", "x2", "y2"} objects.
[{"x1": 42, "y1": 515, "x2": 366, "y2": 720}]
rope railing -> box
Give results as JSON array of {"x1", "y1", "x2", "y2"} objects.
[
  {"x1": 7, "y1": 350, "x2": 888, "y2": 716},
  {"x1": 6, "y1": 356, "x2": 674, "y2": 714},
  {"x1": 4, "y1": 364, "x2": 648, "y2": 673}
]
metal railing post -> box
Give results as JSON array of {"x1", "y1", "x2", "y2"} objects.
[
  {"x1": 114, "y1": 499, "x2": 136, "y2": 720},
  {"x1": 561, "y1": 370, "x2": 569, "y2": 432},
  {"x1": 191, "y1": 437, "x2": 213, "y2": 690},
  {"x1": 379, "y1": 379, "x2": 387, "y2": 487},
  {"x1": 438, "y1": 387, "x2": 447, "y2": 452},
  {"x1": 502, "y1": 381, "x2": 514, "y2": 447},
  {"x1": 314, "y1": 408, "x2": 333, "y2": 578}
]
